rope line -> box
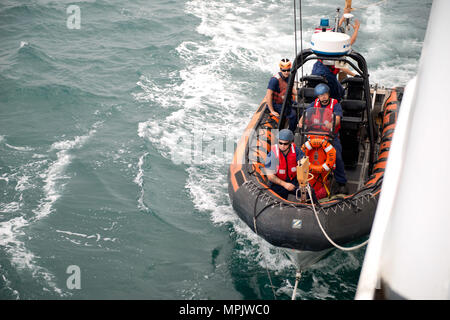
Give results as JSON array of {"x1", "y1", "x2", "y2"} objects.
[{"x1": 307, "y1": 185, "x2": 369, "y2": 251}]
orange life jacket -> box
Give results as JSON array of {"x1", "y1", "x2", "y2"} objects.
[
  {"x1": 271, "y1": 143, "x2": 297, "y2": 181},
  {"x1": 272, "y1": 73, "x2": 288, "y2": 104}
]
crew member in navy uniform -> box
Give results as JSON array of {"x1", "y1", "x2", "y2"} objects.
[
  {"x1": 299, "y1": 83, "x2": 348, "y2": 194},
  {"x1": 264, "y1": 58, "x2": 298, "y2": 132},
  {"x1": 311, "y1": 59, "x2": 345, "y2": 101},
  {"x1": 264, "y1": 129, "x2": 304, "y2": 199}
]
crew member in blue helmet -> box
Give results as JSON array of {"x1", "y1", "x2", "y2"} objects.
[
  {"x1": 298, "y1": 84, "x2": 348, "y2": 194},
  {"x1": 264, "y1": 129, "x2": 304, "y2": 200},
  {"x1": 264, "y1": 58, "x2": 298, "y2": 132}
]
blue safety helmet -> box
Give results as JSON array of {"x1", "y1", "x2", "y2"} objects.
[
  {"x1": 278, "y1": 129, "x2": 294, "y2": 142},
  {"x1": 314, "y1": 83, "x2": 330, "y2": 96}
]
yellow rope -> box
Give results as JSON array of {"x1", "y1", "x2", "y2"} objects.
[{"x1": 323, "y1": 171, "x2": 331, "y2": 197}]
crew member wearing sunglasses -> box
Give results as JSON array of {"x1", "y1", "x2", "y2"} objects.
[
  {"x1": 264, "y1": 58, "x2": 298, "y2": 132},
  {"x1": 264, "y1": 129, "x2": 304, "y2": 200}
]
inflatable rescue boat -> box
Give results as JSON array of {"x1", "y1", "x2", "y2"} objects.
[{"x1": 228, "y1": 32, "x2": 402, "y2": 267}]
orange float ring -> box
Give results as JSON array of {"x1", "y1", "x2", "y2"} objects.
[{"x1": 301, "y1": 137, "x2": 337, "y2": 174}]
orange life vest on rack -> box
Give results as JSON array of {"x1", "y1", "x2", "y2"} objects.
[
  {"x1": 271, "y1": 143, "x2": 297, "y2": 181},
  {"x1": 313, "y1": 98, "x2": 341, "y2": 133},
  {"x1": 271, "y1": 73, "x2": 288, "y2": 104}
]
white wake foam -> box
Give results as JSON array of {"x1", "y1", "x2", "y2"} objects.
[
  {"x1": 55, "y1": 229, "x2": 118, "y2": 247},
  {"x1": 134, "y1": 152, "x2": 149, "y2": 211},
  {"x1": 0, "y1": 125, "x2": 99, "y2": 296},
  {"x1": 33, "y1": 127, "x2": 97, "y2": 220},
  {"x1": 5, "y1": 143, "x2": 34, "y2": 151}
]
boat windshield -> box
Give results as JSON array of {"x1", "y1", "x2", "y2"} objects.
[{"x1": 301, "y1": 107, "x2": 335, "y2": 136}]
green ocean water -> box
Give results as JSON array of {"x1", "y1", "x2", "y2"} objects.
[{"x1": 0, "y1": 0, "x2": 431, "y2": 299}]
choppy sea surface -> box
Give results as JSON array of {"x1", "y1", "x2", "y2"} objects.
[{"x1": 0, "y1": 0, "x2": 431, "y2": 299}]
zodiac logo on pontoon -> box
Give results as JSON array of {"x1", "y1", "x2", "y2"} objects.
[{"x1": 292, "y1": 219, "x2": 303, "y2": 229}]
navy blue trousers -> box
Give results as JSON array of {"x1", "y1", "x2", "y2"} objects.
[
  {"x1": 270, "y1": 179, "x2": 299, "y2": 200},
  {"x1": 332, "y1": 137, "x2": 347, "y2": 184},
  {"x1": 273, "y1": 103, "x2": 297, "y2": 133}
]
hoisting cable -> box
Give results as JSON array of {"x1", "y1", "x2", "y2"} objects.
[
  {"x1": 306, "y1": 184, "x2": 369, "y2": 251},
  {"x1": 293, "y1": 0, "x2": 298, "y2": 82},
  {"x1": 298, "y1": 0, "x2": 304, "y2": 83},
  {"x1": 291, "y1": 2, "x2": 306, "y2": 299},
  {"x1": 252, "y1": 190, "x2": 278, "y2": 300},
  {"x1": 297, "y1": 0, "x2": 305, "y2": 119},
  {"x1": 291, "y1": 270, "x2": 302, "y2": 300},
  {"x1": 253, "y1": 218, "x2": 278, "y2": 300}
]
